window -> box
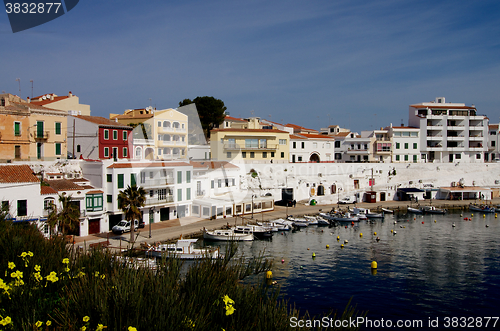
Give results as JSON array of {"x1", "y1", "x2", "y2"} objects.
[
  {"x1": 86, "y1": 194, "x2": 103, "y2": 212},
  {"x1": 186, "y1": 188, "x2": 191, "y2": 200},
  {"x1": 17, "y1": 200, "x2": 27, "y2": 217},
  {"x1": 242, "y1": 152, "x2": 246, "y2": 158},
  {"x1": 411, "y1": 132, "x2": 418, "y2": 137},
  {"x1": 77, "y1": 145, "x2": 81, "y2": 153},
  {"x1": 271, "y1": 152, "x2": 275, "y2": 157},
  {"x1": 55, "y1": 122, "x2": 61, "y2": 135},
  {"x1": 250, "y1": 152, "x2": 255, "y2": 158},
  {"x1": 107, "y1": 174, "x2": 112, "y2": 182},
  {"x1": 281, "y1": 152, "x2": 285, "y2": 158},
  {"x1": 123, "y1": 131, "x2": 127, "y2": 141},
  {"x1": 177, "y1": 189, "x2": 182, "y2": 202},
  {"x1": 211, "y1": 180, "x2": 214, "y2": 189},
  {"x1": 413, "y1": 143, "x2": 417, "y2": 149},
  {"x1": 113, "y1": 130, "x2": 118, "y2": 140},
  {"x1": 301, "y1": 142, "x2": 305, "y2": 149},
  {"x1": 14, "y1": 122, "x2": 21, "y2": 136},
  {"x1": 293, "y1": 142, "x2": 296, "y2": 149},
  {"x1": 262, "y1": 152, "x2": 267, "y2": 158},
  {"x1": 55, "y1": 143, "x2": 61, "y2": 156},
  {"x1": 492, "y1": 141, "x2": 496, "y2": 147},
  {"x1": 335, "y1": 141, "x2": 341, "y2": 148},
  {"x1": 259, "y1": 139, "x2": 267, "y2": 148},
  {"x1": 335, "y1": 153, "x2": 342, "y2": 160},
  {"x1": 476, "y1": 154, "x2": 481, "y2": 159},
  {"x1": 186, "y1": 171, "x2": 191, "y2": 183},
  {"x1": 131, "y1": 173, "x2": 137, "y2": 186},
  {"x1": 218, "y1": 179, "x2": 222, "y2": 188},
  {"x1": 2, "y1": 201, "x2": 9, "y2": 212},
  {"x1": 227, "y1": 152, "x2": 231, "y2": 158},
  {"x1": 104, "y1": 129, "x2": 109, "y2": 140},
  {"x1": 123, "y1": 147, "x2": 128, "y2": 158},
  {"x1": 455, "y1": 154, "x2": 461, "y2": 159},
  {"x1": 112, "y1": 147, "x2": 118, "y2": 159},
  {"x1": 227, "y1": 138, "x2": 236, "y2": 148},
  {"x1": 279, "y1": 139, "x2": 287, "y2": 145},
  {"x1": 36, "y1": 121, "x2": 44, "y2": 138},
  {"x1": 118, "y1": 174, "x2": 124, "y2": 189},
  {"x1": 107, "y1": 195, "x2": 112, "y2": 203},
  {"x1": 14, "y1": 146, "x2": 21, "y2": 159},
  {"x1": 245, "y1": 139, "x2": 258, "y2": 148},
  {"x1": 104, "y1": 147, "x2": 109, "y2": 157},
  {"x1": 177, "y1": 171, "x2": 182, "y2": 184},
  {"x1": 404, "y1": 155, "x2": 408, "y2": 161},
  {"x1": 404, "y1": 143, "x2": 408, "y2": 149},
  {"x1": 413, "y1": 155, "x2": 418, "y2": 163},
  {"x1": 140, "y1": 172, "x2": 146, "y2": 184},
  {"x1": 298, "y1": 156, "x2": 302, "y2": 162},
  {"x1": 396, "y1": 155, "x2": 400, "y2": 161}
]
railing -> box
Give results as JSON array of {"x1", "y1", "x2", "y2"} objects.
[
  {"x1": 225, "y1": 144, "x2": 279, "y2": 150},
  {"x1": 196, "y1": 190, "x2": 206, "y2": 197},
  {"x1": 158, "y1": 127, "x2": 186, "y2": 133},
  {"x1": 35, "y1": 131, "x2": 49, "y2": 139},
  {"x1": 133, "y1": 138, "x2": 155, "y2": 145},
  {"x1": 144, "y1": 196, "x2": 174, "y2": 206},
  {"x1": 139, "y1": 178, "x2": 175, "y2": 187}
]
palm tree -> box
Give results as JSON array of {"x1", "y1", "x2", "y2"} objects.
[
  {"x1": 47, "y1": 194, "x2": 81, "y2": 237},
  {"x1": 118, "y1": 185, "x2": 146, "y2": 244}
]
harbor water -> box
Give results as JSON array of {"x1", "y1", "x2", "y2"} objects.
[{"x1": 204, "y1": 211, "x2": 500, "y2": 328}]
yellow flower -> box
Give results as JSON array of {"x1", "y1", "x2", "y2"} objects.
[
  {"x1": 83, "y1": 316, "x2": 90, "y2": 323},
  {"x1": 46, "y1": 320, "x2": 52, "y2": 326},
  {"x1": 8, "y1": 262, "x2": 15, "y2": 269},
  {"x1": 76, "y1": 271, "x2": 86, "y2": 278},
  {"x1": 0, "y1": 316, "x2": 12, "y2": 326},
  {"x1": 62, "y1": 258, "x2": 70, "y2": 264},
  {"x1": 35, "y1": 320, "x2": 43, "y2": 328},
  {"x1": 65, "y1": 267, "x2": 70, "y2": 273},
  {"x1": 100, "y1": 274, "x2": 105, "y2": 279},
  {"x1": 34, "y1": 265, "x2": 41, "y2": 272},
  {"x1": 28, "y1": 251, "x2": 33, "y2": 257},
  {"x1": 34, "y1": 272, "x2": 43, "y2": 282},
  {"x1": 128, "y1": 327, "x2": 137, "y2": 331},
  {"x1": 94, "y1": 271, "x2": 100, "y2": 277},
  {"x1": 225, "y1": 304, "x2": 235, "y2": 316},
  {"x1": 96, "y1": 324, "x2": 107, "y2": 330},
  {"x1": 80, "y1": 326, "x2": 86, "y2": 331},
  {"x1": 46, "y1": 271, "x2": 59, "y2": 283},
  {"x1": 183, "y1": 317, "x2": 195, "y2": 328},
  {"x1": 11, "y1": 270, "x2": 23, "y2": 279},
  {"x1": 20, "y1": 252, "x2": 28, "y2": 258},
  {"x1": 222, "y1": 295, "x2": 234, "y2": 306}
]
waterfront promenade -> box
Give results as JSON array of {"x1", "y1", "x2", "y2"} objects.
[{"x1": 73, "y1": 197, "x2": 500, "y2": 251}]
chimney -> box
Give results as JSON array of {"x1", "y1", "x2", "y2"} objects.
[
  {"x1": 27, "y1": 97, "x2": 30, "y2": 103},
  {"x1": 50, "y1": 94, "x2": 54, "y2": 100},
  {"x1": 68, "y1": 91, "x2": 72, "y2": 97}
]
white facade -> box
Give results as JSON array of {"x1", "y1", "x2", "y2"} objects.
[
  {"x1": 409, "y1": 97, "x2": 488, "y2": 163},
  {"x1": 488, "y1": 124, "x2": 499, "y2": 162},
  {"x1": 289, "y1": 134, "x2": 336, "y2": 163},
  {"x1": 388, "y1": 125, "x2": 422, "y2": 163}
]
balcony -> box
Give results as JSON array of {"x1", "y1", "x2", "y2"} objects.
[
  {"x1": 133, "y1": 138, "x2": 155, "y2": 146},
  {"x1": 139, "y1": 178, "x2": 175, "y2": 188},
  {"x1": 158, "y1": 126, "x2": 186, "y2": 133},
  {"x1": 426, "y1": 134, "x2": 442, "y2": 140},
  {"x1": 447, "y1": 135, "x2": 465, "y2": 141},
  {"x1": 226, "y1": 143, "x2": 279, "y2": 151},
  {"x1": 144, "y1": 195, "x2": 174, "y2": 206},
  {"x1": 35, "y1": 131, "x2": 49, "y2": 140},
  {"x1": 159, "y1": 140, "x2": 186, "y2": 146},
  {"x1": 196, "y1": 190, "x2": 206, "y2": 197},
  {"x1": 346, "y1": 148, "x2": 370, "y2": 154}
]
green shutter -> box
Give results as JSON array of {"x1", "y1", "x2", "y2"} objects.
[
  {"x1": 107, "y1": 174, "x2": 112, "y2": 183},
  {"x1": 37, "y1": 121, "x2": 44, "y2": 138},
  {"x1": 177, "y1": 189, "x2": 182, "y2": 202},
  {"x1": 55, "y1": 143, "x2": 61, "y2": 155},
  {"x1": 186, "y1": 171, "x2": 191, "y2": 183},
  {"x1": 118, "y1": 174, "x2": 124, "y2": 189},
  {"x1": 131, "y1": 173, "x2": 137, "y2": 186},
  {"x1": 14, "y1": 122, "x2": 20, "y2": 136},
  {"x1": 55, "y1": 122, "x2": 61, "y2": 135},
  {"x1": 186, "y1": 188, "x2": 191, "y2": 200},
  {"x1": 104, "y1": 130, "x2": 109, "y2": 139},
  {"x1": 177, "y1": 171, "x2": 182, "y2": 184},
  {"x1": 107, "y1": 195, "x2": 112, "y2": 203}
]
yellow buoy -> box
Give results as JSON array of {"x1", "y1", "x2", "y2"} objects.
[
  {"x1": 471, "y1": 213, "x2": 474, "y2": 217},
  {"x1": 434, "y1": 220, "x2": 437, "y2": 223},
  {"x1": 326, "y1": 244, "x2": 329, "y2": 249},
  {"x1": 337, "y1": 236, "x2": 340, "y2": 240},
  {"x1": 495, "y1": 213, "x2": 498, "y2": 218},
  {"x1": 266, "y1": 270, "x2": 272, "y2": 279},
  {"x1": 371, "y1": 261, "x2": 378, "y2": 269},
  {"x1": 312, "y1": 252, "x2": 316, "y2": 257},
  {"x1": 360, "y1": 233, "x2": 363, "y2": 237},
  {"x1": 484, "y1": 214, "x2": 486, "y2": 218},
  {"x1": 341, "y1": 244, "x2": 344, "y2": 248},
  {"x1": 391, "y1": 229, "x2": 393, "y2": 233},
  {"x1": 344, "y1": 239, "x2": 348, "y2": 244},
  {"x1": 374, "y1": 232, "x2": 377, "y2": 236}
]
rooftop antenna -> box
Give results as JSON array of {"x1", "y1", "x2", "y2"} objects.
[
  {"x1": 149, "y1": 98, "x2": 152, "y2": 108},
  {"x1": 15, "y1": 78, "x2": 20, "y2": 96},
  {"x1": 30, "y1": 80, "x2": 33, "y2": 98}
]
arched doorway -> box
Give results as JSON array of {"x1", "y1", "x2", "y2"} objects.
[
  {"x1": 309, "y1": 153, "x2": 320, "y2": 163},
  {"x1": 317, "y1": 185, "x2": 325, "y2": 196}
]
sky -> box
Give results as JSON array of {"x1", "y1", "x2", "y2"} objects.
[{"x1": 1, "y1": 0, "x2": 500, "y2": 132}]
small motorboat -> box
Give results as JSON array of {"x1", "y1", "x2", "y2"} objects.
[
  {"x1": 146, "y1": 239, "x2": 221, "y2": 259},
  {"x1": 366, "y1": 212, "x2": 385, "y2": 219},
  {"x1": 203, "y1": 229, "x2": 254, "y2": 241},
  {"x1": 287, "y1": 215, "x2": 309, "y2": 227},
  {"x1": 328, "y1": 212, "x2": 360, "y2": 222},
  {"x1": 303, "y1": 215, "x2": 319, "y2": 225},
  {"x1": 469, "y1": 204, "x2": 496, "y2": 213},
  {"x1": 257, "y1": 220, "x2": 292, "y2": 231},
  {"x1": 407, "y1": 206, "x2": 423, "y2": 214},
  {"x1": 421, "y1": 206, "x2": 446, "y2": 214},
  {"x1": 234, "y1": 225, "x2": 273, "y2": 238},
  {"x1": 381, "y1": 208, "x2": 394, "y2": 214}
]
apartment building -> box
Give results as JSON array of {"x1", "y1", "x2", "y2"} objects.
[
  {"x1": 30, "y1": 91, "x2": 91, "y2": 116},
  {"x1": 488, "y1": 124, "x2": 499, "y2": 162},
  {"x1": 290, "y1": 133, "x2": 336, "y2": 162},
  {"x1": 67, "y1": 115, "x2": 133, "y2": 160},
  {"x1": 409, "y1": 97, "x2": 488, "y2": 163},
  {"x1": 386, "y1": 125, "x2": 422, "y2": 163},
  {"x1": 0, "y1": 94, "x2": 30, "y2": 161}
]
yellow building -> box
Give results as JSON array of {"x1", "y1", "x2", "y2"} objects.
[
  {"x1": 0, "y1": 94, "x2": 67, "y2": 161},
  {"x1": 210, "y1": 128, "x2": 290, "y2": 162},
  {"x1": 0, "y1": 94, "x2": 30, "y2": 161},
  {"x1": 111, "y1": 107, "x2": 188, "y2": 160},
  {"x1": 30, "y1": 91, "x2": 91, "y2": 116}
]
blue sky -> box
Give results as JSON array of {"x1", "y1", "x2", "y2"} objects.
[{"x1": 1, "y1": 0, "x2": 500, "y2": 132}]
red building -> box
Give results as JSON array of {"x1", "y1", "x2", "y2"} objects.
[{"x1": 67, "y1": 115, "x2": 133, "y2": 160}]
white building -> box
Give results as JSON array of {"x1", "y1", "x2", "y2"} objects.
[
  {"x1": 488, "y1": 124, "x2": 499, "y2": 162},
  {"x1": 387, "y1": 125, "x2": 422, "y2": 163},
  {"x1": 289, "y1": 133, "x2": 336, "y2": 163},
  {"x1": 409, "y1": 97, "x2": 488, "y2": 163}
]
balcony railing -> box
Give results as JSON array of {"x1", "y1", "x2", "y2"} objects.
[
  {"x1": 35, "y1": 131, "x2": 49, "y2": 140},
  {"x1": 224, "y1": 143, "x2": 279, "y2": 150},
  {"x1": 144, "y1": 195, "x2": 174, "y2": 206},
  {"x1": 139, "y1": 178, "x2": 175, "y2": 187},
  {"x1": 133, "y1": 138, "x2": 155, "y2": 145},
  {"x1": 158, "y1": 126, "x2": 186, "y2": 133}
]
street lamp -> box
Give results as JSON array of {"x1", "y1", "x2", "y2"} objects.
[
  {"x1": 149, "y1": 207, "x2": 154, "y2": 238},
  {"x1": 251, "y1": 194, "x2": 256, "y2": 219}
]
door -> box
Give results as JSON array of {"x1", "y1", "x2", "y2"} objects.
[
  {"x1": 88, "y1": 219, "x2": 100, "y2": 234},
  {"x1": 37, "y1": 143, "x2": 42, "y2": 159},
  {"x1": 449, "y1": 154, "x2": 453, "y2": 162},
  {"x1": 380, "y1": 192, "x2": 386, "y2": 201},
  {"x1": 160, "y1": 207, "x2": 169, "y2": 221}
]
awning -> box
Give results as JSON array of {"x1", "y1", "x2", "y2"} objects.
[{"x1": 397, "y1": 188, "x2": 424, "y2": 193}]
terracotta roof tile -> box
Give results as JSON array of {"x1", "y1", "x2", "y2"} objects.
[
  {"x1": 0, "y1": 165, "x2": 39, "y2": 183},
  {"x1": 41, "y1": 186, "x2": 58, "y2": 195},
  {"x1": 30, "y1": 95, "x2": 69, "y2": 106},
  {"x1": 74, "y1": 115, "x2": 132, "y2": 128},
  {"x1": 301, "y1": 133, "x2": 336, "y2": 140},
  {"x1": 225, "y1": 115, "x2": 246, "y2": 122}
]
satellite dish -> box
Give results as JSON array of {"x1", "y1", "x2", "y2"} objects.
[{"x1": 42, "y1": 95, "x2": 46, "y2": 100}]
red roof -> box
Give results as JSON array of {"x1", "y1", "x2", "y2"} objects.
[
  {"x1": 41, "y1": 186, "x2": 58, "y2": 195},
  {"x1": 0, "y1": 165, "x2": 39, "y2": 183},
  {"x1": 489, "y1": 124, "x2": 499, "y2": 130},
  {"x1": 290, "y1": 134, "x2": 307, "y2": 140},
  {"x1": 30, "y1": 95, "x2": 69, "y2": 106},
  {"x1": 225, "y1": 115, "x2": 246, "y2": 122},
  {"x1": 46, "y1": 179, "x2": 94, "y2": 191},
  {"x1": 300, "y1": 133, "x2": 336, "y2": 140},
  {"x1": 211, "y1": 128, "x2": 289, "y2": 134},
  {"x1": 74, "y1": 115, "x2": 132, "y2": 129},
  {"x1": 285, "y1": 123, "x2": 318, "y2": 132},
  {"x1": 190, "y1": 161, "x2": 239, "y2": 169}
]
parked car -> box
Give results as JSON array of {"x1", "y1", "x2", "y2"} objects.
[
  {"x1": 112, "y1": 220, "x2": 140, "y2": 234},
  {"x1": 338, "y1": 197, "x2": 356, "y2": 204}
]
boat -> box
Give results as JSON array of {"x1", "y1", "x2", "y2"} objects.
[
  {"x1": 203, "y1": 228, "x2": 254, "y2": 241},
  {"x1": 421, "y1": 206, "x2": 446, "y2": 214},
  {"x1": 366, "y1": 212, "x2": 385, "y2": 219},
  {"x1": 327, "y1": 212, "x2": 360, "y2": 222},
  {"x1": 469, "y1": 204, "x2": 496, "y2": 213},
  {"x1": 234, "y1": 225, "x2": 273, "y2": 238},
  {"x1": 146, "y1": 239, "x2": 221, "y2": 259},
  {"x1": 259, "y1": 219, "x2": 293, "y2": 231},
  {"x1": 407, "y1": 206, "x2": 423, "y2": 214},
  {"x1": 352, "y1": 207, "x2": 384, "y2": 219},
  {"x1": 287, "y1": 216, "x2": 309, "y2": 227},
  {"x1": 303, "y1": 215, "x2": 319, "y2": 225},
  {"x1": 381, "y1": 208, "x2": 394, "y2": 214}
]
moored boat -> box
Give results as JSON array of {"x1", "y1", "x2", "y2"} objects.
[
  {"x1": 421, "y1": 206, "x2": 446, "y2": 214},
  {"x1": 146, "y1": 239, "x2": 221, "y2": 259},
  {"x1": 469, "y1": 204, "x2": 496, "y2": 213},
  {"x1": 407, "y1": 206, "x2": 423, "y2": 214},
  {"x1": 234, "y1": 225, "x2": 273, "y2": 238},
  {"x1": 203, "y1": 228, "x2": 254, "y2": 241}
]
